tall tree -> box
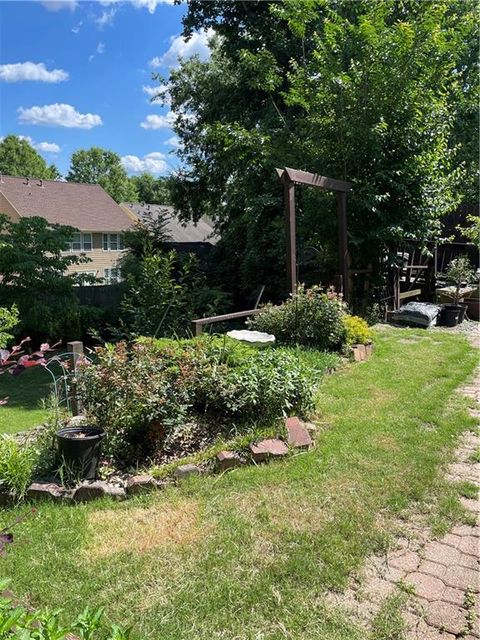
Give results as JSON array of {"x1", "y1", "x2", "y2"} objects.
[
  {"x1": 67, "y1": 147, "x2": 138, "y2": 203},
  {"x1": 0, "y1": 135, "x2": 60, "y2": 180},
  {"x1": 129, "y1": 173, "x2": 172, "y2": 205},
  {"x1": 0, "y1": 215, "x2": 92, "y2": 339},
  {"x1": 166, "y1": 0, "x2": 477, "y2": 303}
]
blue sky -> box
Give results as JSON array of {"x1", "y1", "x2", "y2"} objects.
[{"x1": 0, "y1": 0, "x2": 210, "y2": 177}]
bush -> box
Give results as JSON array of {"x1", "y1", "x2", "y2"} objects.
[
  {"x1": 0, "y1": 585, "x2": 131, "y2": 639},
  {"x1": 343, "y1": 315, "x2": 373, "y2": 346},
  {"x1": 79, "y1": 337, "x2": 321, "y2": 463},
  {"x1": 249, "y1": 285, "x2": 347, "y2": 351},
  {"x1": 190, "y1": 343, "x2": 315, "y2": 423},
  {"x1": 0, "y1": 436, "x2": 36, "y2": 497}
]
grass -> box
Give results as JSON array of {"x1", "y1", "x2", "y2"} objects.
[
  {"x1": 0, "y1": 327, "x2": 477, "y2": 640},
  {"x1": 0, "y1": 365, "x2": 51, "y2": 434}
]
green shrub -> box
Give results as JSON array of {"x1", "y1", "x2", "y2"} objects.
[
  {"x1": 79, "y1": 337, "x2": 321, "y2": 463},
  {"x1": 0, "y1": 436, "x2": 36, "y2": 497},
  {"x1": 249, "y1": 285, "x2": 347, "y2": 351},
  {"x1": 343, "y1": 314, "x2": 373, "y2": 346},
  {"x1": 190, "y1": 344, "x2": 315, "y2": 423},
  {"x1": 0, "y1": 305, "x2": 19, "y2": 348},
  {"x1": 0, "y1": 584, "x2": 132, "y2": 639}
]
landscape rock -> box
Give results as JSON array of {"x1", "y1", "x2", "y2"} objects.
[
  {"x1": 285, "y1": 417, "x2": 313, "y2": 449},
  {"x1": 125, "y1": 475, "x2": 157, "y2": 495},
  {"x1": 352, "y1": 344, "x2": 366, "y2": 362},
  {"x1": 26, "y1": 482, "x2": 64, "y2": 501},
  {"x1": 174, "y1": 464, "x2": 201, "y2": 479},
  {"x1": 250, "y1": 438, "x2": 288, "y2": 462},
  {"x1": 73, "y1": 481, "x2": 126, "y2": 502},
  {"x1": 216, "y1": 451, "x2": 243, "y2": 471}
]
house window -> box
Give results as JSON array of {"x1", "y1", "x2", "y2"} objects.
[
  {"x1": 77, "y1": 271, "x2": 97, "y2": 286},
  {"x1": 103, "y1": 233, "x2": 124, "y2": 251},
  {"x1": 103, "y1": 267, "x2": 121, "y2": 284},
  {"x1": 68, "y1": 232, "x2": 92, "y2": 252}
]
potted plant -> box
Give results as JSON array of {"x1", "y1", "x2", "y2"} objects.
[
  {"x1": 56, "y1": 424, "x2": 106, "y2": 481},
  {"x1": 441, "y1": 256, "x2": 475, "y2": 326}
]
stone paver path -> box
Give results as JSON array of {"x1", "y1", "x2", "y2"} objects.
[{"x1": 328, "y1": 329, "x2": 480, "y2": 639}]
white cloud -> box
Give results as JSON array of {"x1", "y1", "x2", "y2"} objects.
[
  {"x1": 97, "y1": 42, "x2": 106, "y2": 54},
  {"x1": 165, "y1": 136, "x2": 182, "y2": 150},
  {"x1": 142, "y1": 85, "x2": 159, "y2": 98},
  {"x1": 121, "y1": 152, "x2": 167, "y2": 175},
  {"x1": 150, "y1": 28, "x2": 213, "y2": 69},
  {"x1": 41, "y1": 0, "x2": 77, "y2": 11},
  {"x1": 71, "y1": 20, "x2": 83, "y2": 34},
  {"x1": 140, "y1": 112, "x2": 175, "y2": 129},
  {"x1": 35, "y1": 141, "x2": 61, "y2": 153},
  {"x1": 100, "y1": 0, "x2": 174, "y2": 13},
  {"x1": 95, "y1": 8, "x2": 116, "y2": 28},
  {"x1": 16, "y1": 136, "x2": 60, "y2": 154},
  {"x1": 0, "y1": 62, "x2": 68, "y2": 83},
  {"x1": 18, "y1": 103, "x2": 103, "y2": 129}
]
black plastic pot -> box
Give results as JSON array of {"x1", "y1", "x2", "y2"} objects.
[
  {"x1": 441, "y1": 304, "x2": 462, "y2": 327},
  {"x1": 56, "y1": 427, "x2": 106, "y2": 480}
]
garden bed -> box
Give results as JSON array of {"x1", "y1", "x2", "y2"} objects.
[{"x1": 0, "y1": 328, "x2": 477, "y2": 640}]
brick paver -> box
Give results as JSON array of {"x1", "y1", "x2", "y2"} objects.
[{"x1": 330, "y1": 343, "x2": 479, "y2": 639}]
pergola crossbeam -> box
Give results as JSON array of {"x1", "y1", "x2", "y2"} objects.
[{"x1": 277, "y1": 166, "x2": 352, "y2": 301}]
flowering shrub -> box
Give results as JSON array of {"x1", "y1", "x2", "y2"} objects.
[
  {"x1": 79, "y1": 337, "x2": 321, "y2": 463},
  {"x1": 249, "y1": 285, "x2": 347, "y2": 351},
  {"x1": 342, "y1": 315, "x2": 373, "y2": 346}
]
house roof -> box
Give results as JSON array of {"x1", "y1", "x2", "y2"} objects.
[
  {"x1": 121, "y1": 202, "x2": 219, "y2": 245},
  {"x1": 0, "y1": 175, "x2": 133, "y2": 232}
]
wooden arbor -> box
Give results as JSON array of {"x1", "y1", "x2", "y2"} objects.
[{"x1": 277, "y1": 167, "x2": 352, "y2": 301}]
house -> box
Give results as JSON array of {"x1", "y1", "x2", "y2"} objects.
[
  {"x1": 120, "y1": 202, "x2": 218, "y2": 257},
  {"x1": 0, "y1": 175, "x2": 133, "y2": 284}
]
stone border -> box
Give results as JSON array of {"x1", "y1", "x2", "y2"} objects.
[
  {"x1": 351, "y1": 342, "x2": 374, "y2": 362},
  {"x1": 2, "y1": 417, "x2": 315, "y2": 505}
]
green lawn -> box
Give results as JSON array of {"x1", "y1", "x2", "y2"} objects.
[
  {"x1": 0, "y1": 365, "x2": 51, "y2": 434},
  {"x1": 0, "y1": 327, "x2": 477, "y2": 640}
]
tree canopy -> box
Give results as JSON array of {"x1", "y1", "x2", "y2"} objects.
[
  {"x1": 67, "y1": 147, "x2": 138, "y2": 203},
  {"x1": 0, "y1": 135, "x2": 60, "y2": 180},
  {"x1": 129, "y1": 173, "x2": 172, "y2": 205},
  {"x1": 0, "y1": 215, "x2": 91, "y2": 339},
  {"x1": 165, "y1": 0, "x2": 478, "y2": 303}
]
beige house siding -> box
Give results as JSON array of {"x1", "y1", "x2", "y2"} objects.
[
  {"x1": 0, "y1": 192, "x2": 21, "y2": 222},
  {"x1": 63, "y1": 233, "x2": 127, "y2": 283}
]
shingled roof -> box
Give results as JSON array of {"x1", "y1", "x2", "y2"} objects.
[
  {"x1": 0, "y1": 175, "x2": 133, "y2": 232},
  {"x1": 121, "y1": 202, "x2": 219, "y2": 245}
]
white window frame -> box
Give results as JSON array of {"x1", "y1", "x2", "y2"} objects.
[
  {"x1": 103, "y1": 233, "x2": 124, "y2": 251},
  {"x1": 103, "y1": 267, "x2": 122, "y2": 284},
  {"x1": 68, "y1": 232, "x2": 92, "y2": 252}
]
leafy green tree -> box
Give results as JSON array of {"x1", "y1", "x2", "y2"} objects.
[
  {"x1": 0, "y1": 135, "x2": 60, "y2": 180},
  {"x1": 129, "y1": 173, "x2": 172, "y2": 204},
  {"x1": 67, "y1": 147, "x2": 138, "y2": 203},
  {"x1": 167, "y1": 0, "x2": 477, "y2": 303},
  {"x1": 0, "y1": 215, "x2": 92, "y2": 339}
]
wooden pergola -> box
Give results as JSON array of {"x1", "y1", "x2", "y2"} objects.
[{"x1": 277, "y1": 167, "x2": 352, "y2": 301}]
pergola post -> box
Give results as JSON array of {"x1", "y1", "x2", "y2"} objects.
[
  {"x1": 284, "y1": 176, "x2": 297, "y2": 295},
  {"x1": 336, "y1": 191, "x2": 350, "y2": 301},
  {"x1": 277, "y1": 167, "x2": 352, "y2": 302}
]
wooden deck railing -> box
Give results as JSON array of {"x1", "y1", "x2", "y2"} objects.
[{"x1": 191, "y1": 308, "x2": 263, "y2": 336}]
